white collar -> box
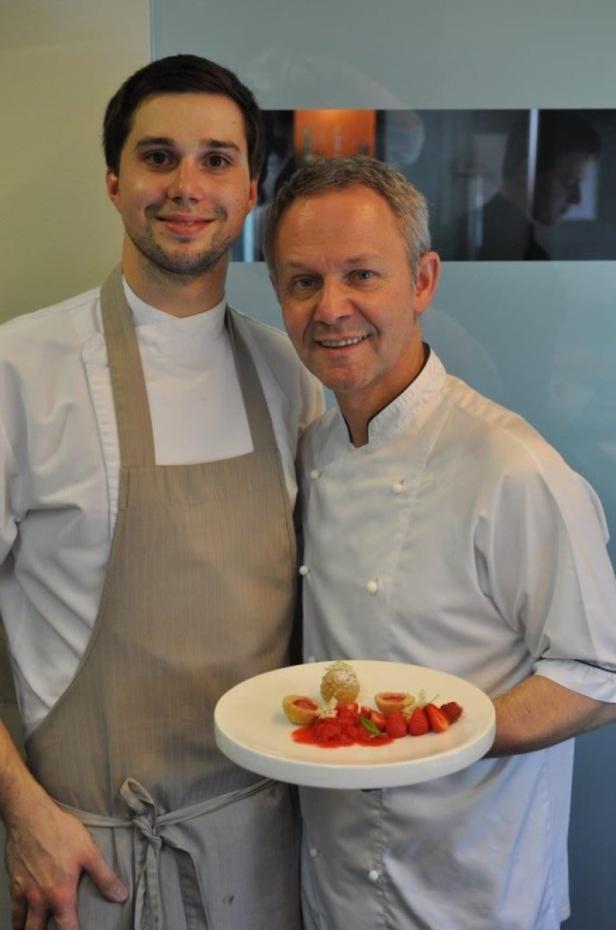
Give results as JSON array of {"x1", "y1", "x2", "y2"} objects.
[
  {"x1": 121, "y1": 278, "x2": 228, "y2": 350},
  {"x1": 331, "y1": 348, "x2": 448, "y2": 449}
]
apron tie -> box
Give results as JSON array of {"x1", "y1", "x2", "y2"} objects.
[
  {"x1": 58, "y1": 776, "x2": 275, "y2": 930},
  {"x1": 121, "y1": 779, "x2": 165, "y2": 930}
]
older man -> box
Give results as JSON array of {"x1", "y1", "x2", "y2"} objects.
[{"x1": 264, "y1": 155, "x2": 616, "y2": 930}]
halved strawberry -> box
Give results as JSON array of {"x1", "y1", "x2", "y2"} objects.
[
  {"x1": 441, "y1": 701, "x2": 463, "y2": 724},
  {"x1": 385, "y1": 709, "x2": 407, "y2": 739},
  {"x1": 425, "y1": 703, "x2": 450, "y2": 733},
  {"x1": 407, "y1": 706, "x2": 430, "y2": 737},
  {"x1": 369, "y1": 710, "x2": 387, "y2": 731}
]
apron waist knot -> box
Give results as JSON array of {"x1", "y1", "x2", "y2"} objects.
[
  {"x1": 58, "y1": 775, "x2": 274, "y2": 930},
  {"x1": 121, "y1": 777, "x2": 164, "y2": 850},
  {"x1": 121, "y1": 778, "x2": 165, "y2": 930}
]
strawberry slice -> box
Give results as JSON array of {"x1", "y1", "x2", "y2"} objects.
[
  {"x1": 407, "y1": 706, "x2": 430, "y2": 736},
  {"x1": 369, "y1": 710, "x2": 387, "y2": 731},
  {"x1": 425, "y1": 703, "x2": 450, "y2": 733},
  {"x1": 385, "y1": 709, "x2": 407, "y2": 739},
  {"x1": 441, "y1": 701, "x2": 463, "y2": 724}
]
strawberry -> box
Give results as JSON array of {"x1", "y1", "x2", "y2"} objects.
[
  {"x1": 336, "y1": 705, "x2": 358, "y2": 723},
  {"x1": 369, "y1": 710, "x2": 387, "y2": 731},
  {"x1": 441, "y1": 701, "x2": 463, "y2": 724},
  {"x1": 425, "y1": 703, "x2": 450, "y2": 733},
  {"x1": 313, "y1": 719, "x2": 346, "y2": 743},
  {"x1": 385, "y1": 709, "x2": 407, "y2": 739},
  {"x1": 407, "y1": 706, "x2": 430, "y2": 736}
]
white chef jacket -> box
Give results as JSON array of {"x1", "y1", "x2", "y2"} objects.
[
  {"x1": 298, "y1": 350, "x2": 616, "y2": 930},
  {"x1": 0, "y1": 280, "x2": 323, "y2": 737}
]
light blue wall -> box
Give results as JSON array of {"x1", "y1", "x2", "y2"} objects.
[
  {"x1": 152, "y1": 4, "x2": 616, "y2": 928},
  {"x1": 151, "y1": 0, "x2": 616, "y2": 108}
]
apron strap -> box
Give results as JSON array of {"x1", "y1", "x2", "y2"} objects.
[
  {"x1": 100, "y1": 267, "x2": 156, "y2": 468},
  {"x1": 100, "y1": 272, "x2": 277, "y2": 465},
  {"x1": 120, "y1": 780, "x2": 167, "y2": 930},
  {"x1": 225, "y1": 308, "x2": 279, "y2": 453}
]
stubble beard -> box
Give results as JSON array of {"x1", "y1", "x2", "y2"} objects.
[{"x1": 128, "y1": 215, "x2": 235, "y2": 279}]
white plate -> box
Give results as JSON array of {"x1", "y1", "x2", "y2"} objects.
[{"x1": 214, "y1": 660, "x2": 495, "y2": 789}]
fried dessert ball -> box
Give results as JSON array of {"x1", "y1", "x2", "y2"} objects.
[{"x1": 320, "y1": 661, "x2": 360, "y2": 705}]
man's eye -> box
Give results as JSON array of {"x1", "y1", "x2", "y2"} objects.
[
  {"x1": 288, "y1": 276, "x2": 318, "y2": 295},
  {"x1": 206, "y1": 153, "x2": 230, "y2": 168},
  {"x1": 351, "y1": 270, "x2": 376, "y2": 282},
  {"x1": 144, "y1": 151, "x2": 173, "y2": 167}
]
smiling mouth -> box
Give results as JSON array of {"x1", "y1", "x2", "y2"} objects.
[
  {"x1": 159, "y1": 216, "x2": 212, "y2": 226},
  {"x1": 317, "y1": 335, "x2": 369, "y2": 348},
  {"x1": 158, "y1": 216, "x2": 215, "y2": 230}
]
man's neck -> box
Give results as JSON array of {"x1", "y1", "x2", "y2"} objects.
[
  {"x1": 337, "y1": 343, "x2": 429, "y2": 448},
  {"x1": 121, "y1": 250, "x2": 228, "y2": 318}
]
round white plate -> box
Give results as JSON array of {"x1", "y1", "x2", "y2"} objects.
[{"x1": 214, "y1": 660, "x2": 495, "y2": 789}]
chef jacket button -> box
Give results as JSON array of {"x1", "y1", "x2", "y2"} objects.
[
  {"x1": 309, "y1": 847, "x2": 319, "y2": 858},
  {"x1": 310, "y1": 469, "x2": 320, "y2": 479},
  {"x1": 299, "y1": 564, "x2": 310, "y2": 576},
  {"x1": 393, "y1": 480, "x2": 405, "y2": 494},
  {"x1": 366, "y1": 579, "x2": 378, "y2": 594},
  {"x1": 368, "y1": 869, "x2": 381, "y2": 882}
]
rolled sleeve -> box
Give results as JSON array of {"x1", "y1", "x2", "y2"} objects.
[
  {"x1": 534, "y1": 657, "x2": 616, "y2": 703},
  {"x1": 487, "y1": 449, "x2": 616, "y2": 701}
]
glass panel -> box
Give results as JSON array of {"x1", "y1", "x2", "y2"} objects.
[{"x1": 234, "y1": 108, "x2": 616, "y2": 262}]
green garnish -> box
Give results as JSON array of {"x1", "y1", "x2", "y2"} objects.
[{"x1": 360, "y1": 716, "x2": 381, "y2": 736}]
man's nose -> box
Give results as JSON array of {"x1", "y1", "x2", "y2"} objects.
[
  {"x1": 167, "y1": 159, "x2": 204, "y2": 201},
  {"x1": 313, "y1": 278, "x2": 352, "y2": 323}
]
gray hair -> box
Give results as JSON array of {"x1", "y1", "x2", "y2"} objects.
[{"x1": 262, "y1": 155, "x2": 431, "y2": 281}]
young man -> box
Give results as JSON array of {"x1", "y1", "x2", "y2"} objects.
[
  {"x1": 0, "y1": 55, "x2": 321, "y2": 930},
  {"x1": 264, "y1": 155, "x2": 616, "y2": 930}
]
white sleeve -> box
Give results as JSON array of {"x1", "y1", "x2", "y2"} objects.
[
  {"x1": 0, "y1": 411, "x2": 21, "y2": 567},
  {"x1": 485, "y1": 455, "x2": 616, "y2": 703}
]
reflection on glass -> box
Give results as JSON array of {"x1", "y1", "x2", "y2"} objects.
[
  {"x1": 444, "y1": 110, "x2": 602, "y2": 259},
  {"x1": 234, "y1": 108, "x2": 616, "y2": 261}
]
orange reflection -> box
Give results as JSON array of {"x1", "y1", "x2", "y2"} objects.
[{"x1": 294, "y1": 110, "x2": 376, "y2": 159}]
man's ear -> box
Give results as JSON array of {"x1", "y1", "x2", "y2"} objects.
[
  {"x1": 106, "y1": 168, "x2": 120, "y2": 208},
  {"x1": 247, "y1": 178, "x2": 258, "y2": 212},
  {"x1": 413, "y1": 251, "x2": 441, "y2": 318}
]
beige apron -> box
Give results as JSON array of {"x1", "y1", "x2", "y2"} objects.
[{"x1": 25, "y1": 268, "x2": 300, "y2": 930}]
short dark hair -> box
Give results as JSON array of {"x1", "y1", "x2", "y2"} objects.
[
  {"x1": 263, "y1": 155, "x2": 431, "y2": 281},
  {"x1": 103, "y1": 54, "x2": 264, "y2": 178},
  {"x1": 503, "y1": 110, "x2": 601, "y2": 181}
]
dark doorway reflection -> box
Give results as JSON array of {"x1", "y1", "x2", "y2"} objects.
[{"x1": 233, "y1": 108, "x2": 616, "y2": 261}]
